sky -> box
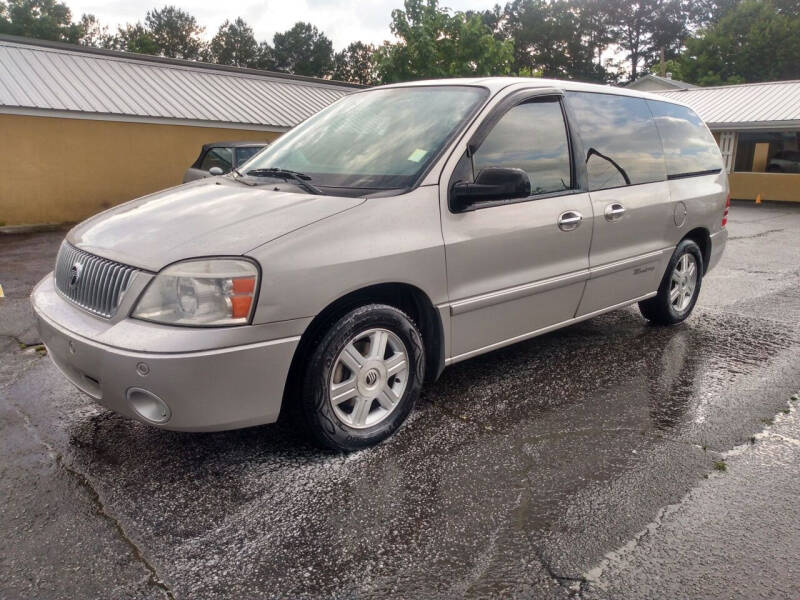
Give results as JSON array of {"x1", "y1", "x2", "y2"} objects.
[{"x1": 67, "y1": 0, "x2": 496, "y2": 51}]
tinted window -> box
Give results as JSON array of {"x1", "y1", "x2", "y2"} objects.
[
  {"x1": 235, "y1": 146, "x2": 263, "y2": 165},
  {"x1": 473, "y1": 99, "x2": 572, "y2": 195},
  {"x1": 567, "y1": 92, "x2": 666, "y2": 191},
  {"x1": 200, "y1": 147, "x2": 233, "y2": 172},
  {"x1": 647, "y1": 101, "x2": 722, "y2": 177}
]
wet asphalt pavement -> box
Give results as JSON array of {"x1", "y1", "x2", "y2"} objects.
[{"x1": 1, "y1": 202, "x2": 799, "y2": 599}]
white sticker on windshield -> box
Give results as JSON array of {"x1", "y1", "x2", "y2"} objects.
[{"x1": 407, "y1": 149, "x2": 428, "y2": 163}]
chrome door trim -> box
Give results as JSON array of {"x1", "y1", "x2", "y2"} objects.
[
  {"x1": 445, "y1": 291, "x2": 658, "y2": 365},
  {"x1": 446, "y1": 247, "x2": 672, "y2": 317},
  {"x1": 588, "y1": 247, "x2": 673, "y2": 278},
  {"x1": 449, "y1": 269, "x2": 590, "y2": 316}
]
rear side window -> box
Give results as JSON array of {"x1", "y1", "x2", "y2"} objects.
[
  {"x1": 200, "y1": 147, "x2": 233, "y2": 172},
  {"x1": 647, "y1": 101, "x2": 722, "y2": 178},
  {"x1": 567, "y1": 92, "x2": 666, "y2": 191},
  {"x1": 472, "y1": 98, "x2": 572, "y2": 195}
]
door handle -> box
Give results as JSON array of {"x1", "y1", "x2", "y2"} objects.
[
  {"x1": 558, "y1": 210, "x2": 583, "y2": 231},
  {"x1": 604, "y1": 203, "x2": 626, "y2": 221}
]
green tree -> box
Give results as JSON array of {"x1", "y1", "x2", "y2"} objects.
[
  {"x1": 772, "y1": 0, "x2": 800, "y2": 16},
  {"x1": 77, "y1": 13, "x2": 114, "y2": 47},
  {"x1": 332, "y1": 41, "x2": 377, "y2": 84},
  {"x1": 647, "y1": 57, "x2": 686, "y2": 80},
  {"x1": 607, "y1": 0, "x2": 688, "y2": 82},
  {"x1": 254, "y1": 41, "x2": 276, "y2": 70},
  {"x1": 210, "y1": 17, "x2": 259, "y2": 67},
  {"x1": 0, "y1": 0, "x2": 82, "y2": 42},
  {"x1": 567, "y1": 0, "x2": 616, "y2": 70},
  {"x1": 113, "y1": 22, "x2": 159, "y2": 55},
  {"x1": 376, "y1": 0, "x2": 513, "y2": 83},
  {"x1": 144, "y1": 5, "x2": 204, "y2": 60},
  {"x1": 688, "y1": 0, "x2": 742, "y2": 27},
  {"x1": 502, "y1": 0, "x2": 609, "y2": 82},
  {"x1": 272, "y1": 22, "x2": 334, "y2": 77},
  {"x1": 466, "y1": 4, "x2": 505, "y2": 39},
  {"x1": 678, "y1": 0, "x2": 800, "y2": 85}
]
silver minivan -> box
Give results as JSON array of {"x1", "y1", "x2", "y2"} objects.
[{"x1": 31, "y1": 78, "x2": 729, "y2": 451}]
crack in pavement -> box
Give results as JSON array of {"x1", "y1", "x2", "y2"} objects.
[
  {"x1": 527, "y1": 540, "x2": 592, "y2": 596},
  {"x1": 0, "y1": 336, "x2": 44, "y2": 393},
  {"x1": 8, "y1": 398, "x2": 175, "y2": 600},
  {"x1": 579, "y1": 395, "x2": 800, "y2": 597},
  {"x1": 728, "y1": 228, "x2": 784, "y2": 240},
  {"x1": 580, "y1": 498, "x2": 682, "y2": 594}
]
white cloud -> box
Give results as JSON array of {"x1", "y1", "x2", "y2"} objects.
[{"x1": 68, "y1": 0, "x2": 495, "y2": 50}]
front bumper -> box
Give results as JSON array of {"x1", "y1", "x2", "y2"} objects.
[{"x1": 31, "y1": 274, "x2": 300, "y2": 431}]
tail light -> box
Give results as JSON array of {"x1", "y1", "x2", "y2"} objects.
[{"x1": 722, "y1": 194, "x2": 730, "y2": 227}]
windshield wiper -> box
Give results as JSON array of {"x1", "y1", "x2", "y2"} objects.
[
  {"x1": 245, "y1": 168, "x2": 322, "y2": 195},
  {"x1": 228, "y1": 167, "x2": 258, "y2": 186}
]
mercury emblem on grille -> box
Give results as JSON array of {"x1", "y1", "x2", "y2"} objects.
[{"x1": 69, "y1": 262, "x2": 83, "y2": 287}]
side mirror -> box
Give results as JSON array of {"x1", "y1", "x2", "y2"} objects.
[
  {"x1": 451, "y1": 167, "x2": 531, "y2": 211},
  {"x1": 208, "y1": 166, "x2": 224, "y2": 176}
]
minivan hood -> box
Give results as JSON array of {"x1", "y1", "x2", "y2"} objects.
[{"x1": 68, "y1": 179, "x2": 365, "y2": 271}]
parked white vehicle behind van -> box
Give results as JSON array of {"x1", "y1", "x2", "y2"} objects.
[{"x1": 31, "y1": 78, "x2": 729, "y2": 451}]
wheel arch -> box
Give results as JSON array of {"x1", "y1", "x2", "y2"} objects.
[
  {"x1": 280, "y1": 282, "x2": 446, "y2": 417},
  {"x1": 681, "y1": 227, "x2": 711, "y2": 273}
]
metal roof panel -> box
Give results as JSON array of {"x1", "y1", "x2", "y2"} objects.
[
  {"x1": 656, "y1": 80, "x2": 800, "y2": 128},
  {"x1": 0, "y1": 37, "x2": 354, "y2": 129}
]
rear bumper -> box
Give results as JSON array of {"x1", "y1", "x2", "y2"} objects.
[
  {"x1": 32, "y1": 275, "x2": 299, "y2": 431},
  {"x1": 707, "y1": 228, "x2": 728, "y2": 273}
]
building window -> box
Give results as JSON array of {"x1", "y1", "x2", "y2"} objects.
[{"x1": 734, "y1": 131, "x2": 800, "y2": 173}]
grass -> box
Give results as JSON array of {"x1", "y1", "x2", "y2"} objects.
[
  {"x1": 760, "y1": 417, "x2": 774, "y2": 426},
  {"x1": 17, "y1": 342, "x2": 47, "y2": 356},
  {"x1": 713, "y1": 460, "x2": 727, "y2": 472}
]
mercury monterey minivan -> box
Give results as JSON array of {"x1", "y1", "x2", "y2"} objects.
[{"x1": 32, "y1": 78, "x2": 729, "y2": 451}]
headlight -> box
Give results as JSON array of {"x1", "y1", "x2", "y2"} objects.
[{"x1": 132, "y1": 259, "x2": 259, "y2": 326}]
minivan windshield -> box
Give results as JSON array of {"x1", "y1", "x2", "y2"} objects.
[{"x1": 238, "y1": 86, "x2": 488, "y2": 194}]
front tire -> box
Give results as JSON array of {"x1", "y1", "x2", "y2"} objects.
[
  {"x1": 639, "y1": 239, "x2": 703, "y2": 325},
  {"x1": 300, "y1": 304, "x2": 425, "y2": 452}
]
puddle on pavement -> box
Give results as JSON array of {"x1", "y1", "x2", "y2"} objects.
[{"x1": 58, "y1": 306, "x2": 798, "y2": 598}]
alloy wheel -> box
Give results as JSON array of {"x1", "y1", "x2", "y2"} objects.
[
  {"x1": 329, "y1": 328, "x2": 409, "y2": 429},
  {"x1": 670, "y1": 253, "x2": 698, "y2": 312}
]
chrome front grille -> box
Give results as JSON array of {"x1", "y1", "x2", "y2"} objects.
[{"x1": 54, "y1": 243, "x2": 138, "y2": 318}]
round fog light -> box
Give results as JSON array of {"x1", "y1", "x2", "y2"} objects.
[{"x1": 126, "y1": 387, "x2": 171, "y2": 424}]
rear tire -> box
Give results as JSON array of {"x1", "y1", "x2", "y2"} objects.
[
  {"x1": 639, "y1": 239, "x2": 703, "y2": 325},
  {"x1": 300, "y1": 304, "x2": 425, "y2": 452}
]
